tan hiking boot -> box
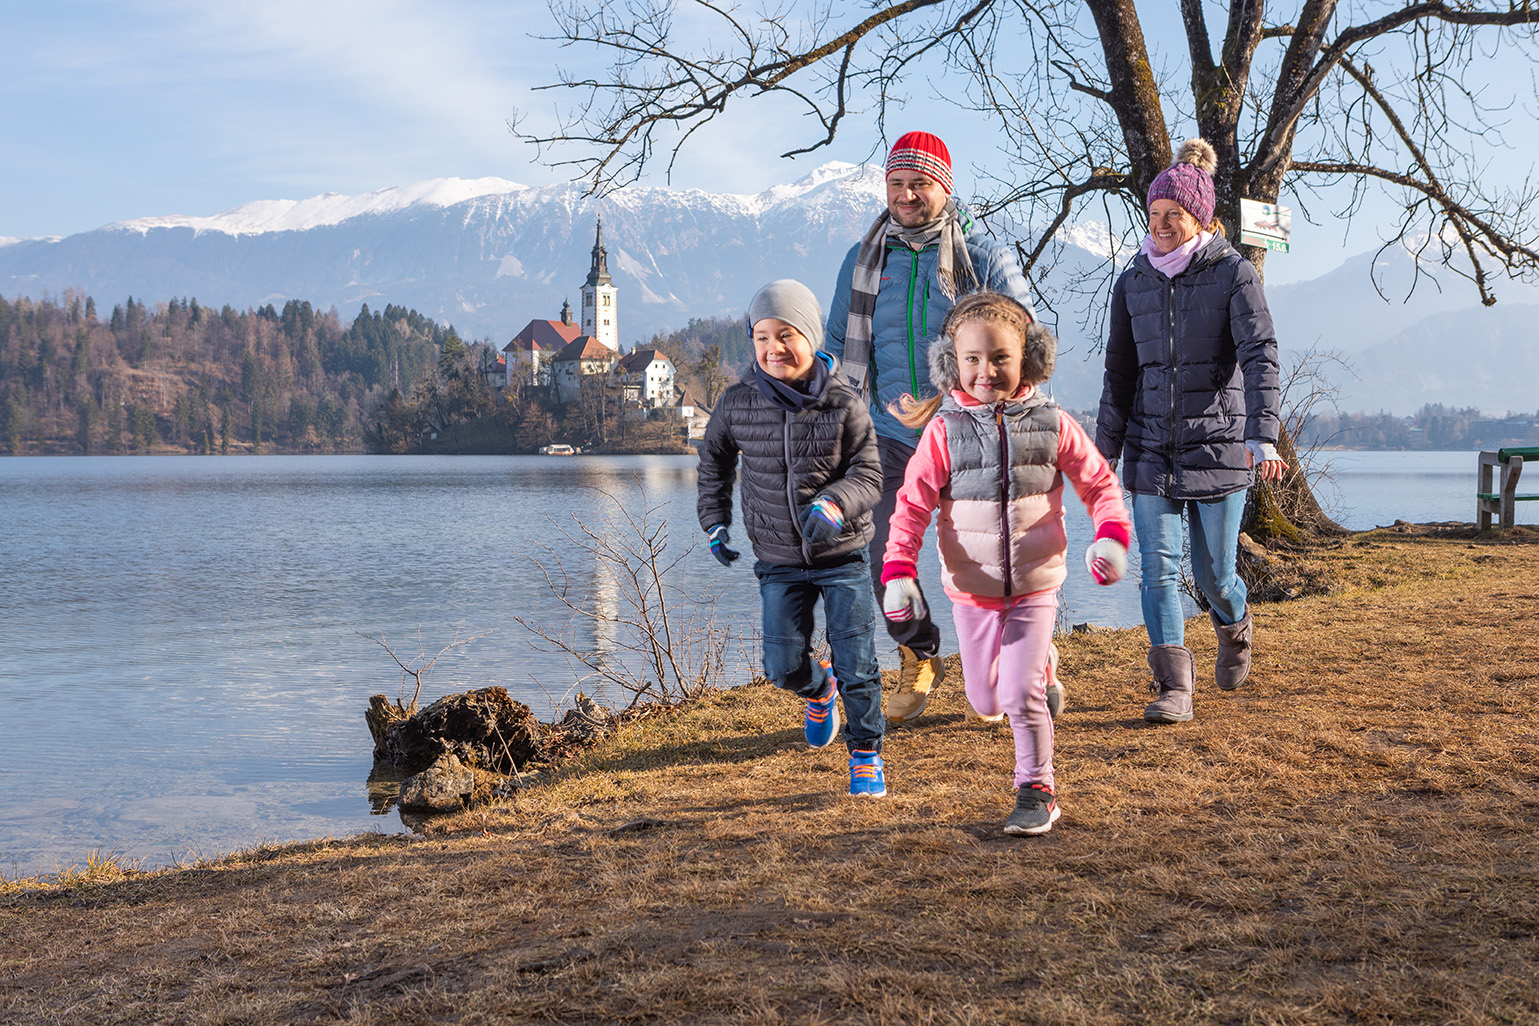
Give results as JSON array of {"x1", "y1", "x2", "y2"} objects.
[
  {"x1": 886, "y1": 644, "x2": 945, "y2": 723},
  {"x1": 965, "y1": 702, "x2": 1005, "y2": 725}
]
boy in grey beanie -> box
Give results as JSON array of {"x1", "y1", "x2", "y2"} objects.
[{"x1": 697, "y1": 279, "x2": 890, "y2": 796}]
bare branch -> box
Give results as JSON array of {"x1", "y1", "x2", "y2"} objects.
[
  {"x1": 355, "y1": 628, "x2": 493, "y2": 711},
  {"x1": 519, "y1": 0, "x2": 953, "y2": 188},
  {"x1": 511, "y1": 487, "x2": 739, "y2": 708},
  {"x1": 1258, "y1": 1, "x2": 1539, "y2": 181}
]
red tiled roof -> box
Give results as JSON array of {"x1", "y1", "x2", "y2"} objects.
[
  {"x1": 504, "y1": 318, "x2": 583, "y2": 354},
  {"x1": 555, "y1": 336, "x2": 616, "y2": 362}
]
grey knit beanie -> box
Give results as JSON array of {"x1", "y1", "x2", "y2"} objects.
[{"x1": 747, "y1": 279, "x2": 825, "y2": 351}]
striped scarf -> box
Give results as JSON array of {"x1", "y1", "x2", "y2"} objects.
[{"x1": 841, "y1": 198, "x2": 979, "y2": 395}]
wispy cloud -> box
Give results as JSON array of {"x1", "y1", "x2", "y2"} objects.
[{"x1": 141, "y1": 0, "x2": 543, "y2": 168}]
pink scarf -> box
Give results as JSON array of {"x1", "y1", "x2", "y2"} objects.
[{"x1": 1141, "y1": 230, "x2": 1214, "y2": 277}]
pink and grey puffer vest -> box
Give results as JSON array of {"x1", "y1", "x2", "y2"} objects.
[{"x1": 936, "y1": 390, "x2": 1068, "y2": 599}]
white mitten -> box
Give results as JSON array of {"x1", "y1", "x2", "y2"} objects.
[
  {"x1": 1084, "y1": 538, "x2": 1127, "y2": 586},
  {"x1": 882, "y1": 577, "x2": 927, "y2": 622}
]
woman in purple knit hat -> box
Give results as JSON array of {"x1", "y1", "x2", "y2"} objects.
[{"x1": 1095, "y1": 138, "x2": 1287, "y2": 725}]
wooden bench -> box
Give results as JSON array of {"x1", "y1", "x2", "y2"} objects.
[{"x1": 1477, "y1": 446, "x2": 1539, "y2": 529}]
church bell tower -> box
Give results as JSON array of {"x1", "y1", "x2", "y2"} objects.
[{"x1": 580, "y1": 217, "x2": 618, "y2": 353}]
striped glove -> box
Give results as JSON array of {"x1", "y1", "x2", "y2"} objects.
[
  {"x1": 800, "y1": 495, "x2": 845, "y2": 545},
  {"x1": 1084, "y1": 538, "x2": 1127, "y2": 586},
  {"x1": 707, "y1": 525, "x2": 740, "y2": 567},
  {"x1": 882, "y1": 577, "x2": 927, "y2": 622}
]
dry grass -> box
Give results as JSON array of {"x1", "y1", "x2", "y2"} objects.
[{"x1": 4, "y1": 527, "x2": 1537, "y2": 1025}]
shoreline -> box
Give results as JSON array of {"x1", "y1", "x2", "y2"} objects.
[
  {"x1": 4, "y1": 519, "x2": 1535, "y2": 887},
  {"x1": 4, "y1": 525, "x2": 1537, "y2": 1022}
]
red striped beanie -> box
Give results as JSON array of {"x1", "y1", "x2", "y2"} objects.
[{"x1": 886, "y1": 132, "x2": 953, "y2": 194}]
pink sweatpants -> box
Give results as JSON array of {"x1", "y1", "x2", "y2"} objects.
[{"x1": 951, "y1": 588, "x2": 1058, "y2": 789}]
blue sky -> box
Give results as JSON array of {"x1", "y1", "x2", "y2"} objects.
[
  {"x1": 3, "y1": 0, "x2": 891, "y2": 238},
  {"x1": 4, "y1": 0, "x2": 1520, "y2": 287}
]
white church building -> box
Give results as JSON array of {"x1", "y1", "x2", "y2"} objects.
[{"x1": 501, "y1": 217, "x2": 680, "y2": 408}]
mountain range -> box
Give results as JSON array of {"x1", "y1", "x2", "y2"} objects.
[{"x1": 2, "y1": 164, "x2": 1533, "y2": 416}]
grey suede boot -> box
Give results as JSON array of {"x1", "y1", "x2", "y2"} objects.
[
  {"x1": 1143, "y1": 645, "x2": 1195, "y2": 724},
  {"x1": 1210, "y1": 609, "x2": 1254, "y2": 691}
]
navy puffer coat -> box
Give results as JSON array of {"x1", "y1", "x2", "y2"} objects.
[
  {"x1": 697, "y1": 354, "x2": 882, "y2": 567},
  {"x1": 1095, "y1": 236, "x2": 1280, "y2": 500}
]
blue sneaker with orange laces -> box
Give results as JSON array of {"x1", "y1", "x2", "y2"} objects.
[
  {"x1": 848, "y1": 749, "x2": 887, "y2": 797},
  {"x1": 803, "y1": 660, "x2": 840, "y2": 748}
]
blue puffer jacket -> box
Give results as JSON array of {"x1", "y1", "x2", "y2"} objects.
[
  {"x1": 1095, "y1": 236, "x2": 1280, "y2": 500},
  {"x1": 824, "y1": 227, "x2": 1036, "y2": 443}
]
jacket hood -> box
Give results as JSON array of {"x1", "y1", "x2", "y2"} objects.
[{"x1": 942, "y1": 386, "x2": 1053, "y2": 416}]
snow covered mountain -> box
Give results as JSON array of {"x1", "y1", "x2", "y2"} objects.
[
  {"x1": 0, "y1": 164, "x2": 894, "y2": 351},
  {"x1": 1, "y1": 164, "x2": 1532, "y2": 415}
]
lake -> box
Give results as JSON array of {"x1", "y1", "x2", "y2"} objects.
[{"x1": 0, "y1": 450, "x2": 1522, "y2": 877}]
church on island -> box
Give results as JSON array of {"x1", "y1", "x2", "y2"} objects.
[{"x1": 502, "y1": 219, "x2": 699, "y2": 426}]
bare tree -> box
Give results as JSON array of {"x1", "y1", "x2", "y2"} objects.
[
  {"x1": 1248, "y1": 345, "x2": 1358, "y2": 539},
  {"x1": 514, "y1": 489, "x2": 738, "y2": 708},
  {"x1": 517, "y1": 0, "x2": 1539, "y2": 533}
]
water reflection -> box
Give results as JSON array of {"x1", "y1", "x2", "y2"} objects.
[{"x1": 366, "y1": 763, "x2": 407, "y2": 816}]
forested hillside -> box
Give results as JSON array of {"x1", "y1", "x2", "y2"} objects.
[
  {"x1": 0, "y1": 292, "x2": 453, "y2": 454},
  {"x1": 0, "y1": 293, "x2": 746, "y2": 456}
]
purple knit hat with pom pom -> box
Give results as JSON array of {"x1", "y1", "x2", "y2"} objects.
[{"x1": 1147, "y1": 138, "x2": 1217, "y2": 226}]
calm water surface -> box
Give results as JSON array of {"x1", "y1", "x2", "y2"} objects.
[{"x1": 0, "y1": 450, "x2": 1519, "y2": 875}]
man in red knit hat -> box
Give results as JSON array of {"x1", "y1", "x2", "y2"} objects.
[{"x1": 825, "y1": 131, "x2": 1045, "y2": 725}]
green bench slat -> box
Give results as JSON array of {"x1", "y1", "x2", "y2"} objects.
[
  {"x1": 1477, "y1": 493, "x2": 1539, "y2": 502},
  {"x1": 1497, "y1": 447, "x2": 1539, "y2": 462}
]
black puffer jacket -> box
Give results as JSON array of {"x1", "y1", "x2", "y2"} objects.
[
  {"x1": 697, "y1": 354, "x2": 882, "y2": 567},
  {"x1": 1095, "y1": 236, "x2": 1280, "y2": 500}
]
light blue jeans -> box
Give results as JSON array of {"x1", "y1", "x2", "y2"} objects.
[{"x1": 1132, "y1": 490, "x2": 1249, "y2": 647}]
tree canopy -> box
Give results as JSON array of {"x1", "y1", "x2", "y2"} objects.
[
  {"x1": 522, "y1": 0, "x2": 1539, "y2": 535},
  {"x1": 524, "y1": 0, "x2": 1539, "y2": 303}
]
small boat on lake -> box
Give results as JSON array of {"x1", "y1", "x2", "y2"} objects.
[{"x1": 539, "y1": 443, "x2": 580, "y2": 456}]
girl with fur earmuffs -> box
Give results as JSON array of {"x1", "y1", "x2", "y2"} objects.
[{"x1": 880, "y1": 292, "x2": 1131, "y2": 836}]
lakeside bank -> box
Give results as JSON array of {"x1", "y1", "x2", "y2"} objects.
[{"x1": 4, "y1": 525, "x2": 1537, "y2": 1024}]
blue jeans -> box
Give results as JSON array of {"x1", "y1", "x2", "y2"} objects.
[
  {"x1": 1132, "y1": 490, "x2": 1249, "y2": 647},
  {"x1": 755, "y1": 553, "x2": 884, "y2": 754}
]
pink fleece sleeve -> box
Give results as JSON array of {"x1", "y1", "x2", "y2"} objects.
[
  {"x1": 881, "y1": 417, "x2": 950, "y2": 583},
  {"x1": 1058, "y1": 411, "x2": 1132, "y2": 548}
]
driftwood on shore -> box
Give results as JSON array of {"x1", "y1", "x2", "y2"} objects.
[
  {"x1": 365, "y1": 685, "x2": 687, "y2": 813},
  {"x1": 368, "y1": 686, "x2": 542, "y2": 776}
]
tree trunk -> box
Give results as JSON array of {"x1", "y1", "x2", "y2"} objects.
[{"x1": 1243, "y1": 425, "x2": 1348, "y2": 541}]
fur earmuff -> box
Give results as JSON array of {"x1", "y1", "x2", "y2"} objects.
[
  {"x1": 927, "y1": 313, "x2": 1059, "y2": 393},
  {"x1": 928, "y1": 332, "x2": 960, "y2": 394},
  {"x1": 1024, "y1": 322, "x2": 1057, "y2": 385}
]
